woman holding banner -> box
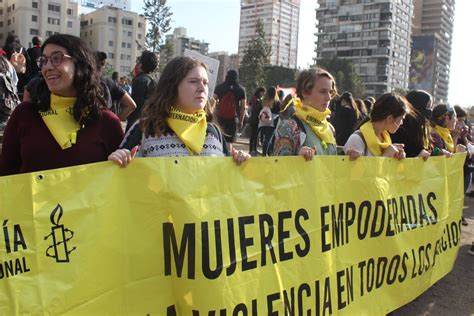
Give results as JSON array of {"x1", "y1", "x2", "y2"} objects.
[
  {"x1": 343, "y1": 93, "x2": 409, "y2": 160},
  {"x1": 108, "y1": 56, "x2": 249, "y2": 166},
  {"x1": 273, "y1": 68, "x2": 338, "y2": 160},
  {"x1": 0, "y1": 34, "x2": 123, "y2": 175}
]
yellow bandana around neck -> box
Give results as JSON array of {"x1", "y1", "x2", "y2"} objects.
[
  {"x1": 40, "y1": 94, "x2": 79, "y2": 149},
  {"x1": 166, "y1": 107, "x2": 207, "y2": 154},
  {"x1": 360, "y1": 121, "x2": 392, "y2": 156},
  {"x1": 434, "y1": 125, "x2": 454, "y2": 152},
  {"x1": 292, "y1": 98, "x2": 335, "y2": 148}
]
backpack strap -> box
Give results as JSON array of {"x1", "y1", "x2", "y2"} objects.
[{"x1": 354, "y1": 130, "x2": 368, "y2": 156}]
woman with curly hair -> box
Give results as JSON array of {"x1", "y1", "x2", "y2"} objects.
[
  {"x1": 0, "y1": 34, "x2": 124, "y2": 175},
  {"x1": 108, "y1": 56, "x2": 249, "y2": 166}
]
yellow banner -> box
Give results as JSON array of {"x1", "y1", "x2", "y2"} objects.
[{"x1": 0, "y1": 155, "x2": 465, "y2": 315}]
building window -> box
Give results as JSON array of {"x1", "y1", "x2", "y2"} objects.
[
  {"x1": 46, "y1": 31, "x2": 53, "y2": 37},
  {"x1": 67, "y1": 21, "x2": 72, "y2": 28},
  {"x1": 108, "y1": 17, "x2": 116, "y2": 23},
  {"x1": 128, "y1": 31, "x2": 132, "y2": 37},
  {"x1": 122, "y1": 18, "x2": 132, "y2": 26},
  {"x1": 121, "y1": 42, "x2": 126, "y2": 48},
  {"x1": 89, "y1": 30, "x2": 92, "y2": 35},
  {"x1": 138, "y1": 22, "x2": 142, "y2": 28},
  {"x1": 127, "y1": 43, "x2": 131, "y2": 48},
  {"x1": 7, "y1": 5, "x2": 11, "y2": 13},
  {"x1": 30, "y1": 28, "x2": 39, "y2": 35},
  {"x1": 12, "y1": 4, "x2": 14, "y2": 10},
  {"x1": 90, "y1": 18, "x2": 93, "y2": 24},
  {"x1": 32, "y1": 2, "x2": 38, "y2": 8},
  {"x1": 108, "y1": 52, "x2": 114, "y2": 59},
  {"x1": 7, "y1": 19, "x2": 10, "y2": 26},
  {"x1": 32, "y1": 15, "x2": 37, "y2": 22},
  {"x1": 67, "y1": 9, "x2": 73, "y2": 15},
  {"x1": 120, "y1": 54, "x2": 125, "y2": 60},
  {"x1": 48, "y1": 4, "x2": 60, "y2": 12},
  {"x1": 80, "y1": 20, "x2": 88, "y2": 27},
  {"x1": 47, "y1": 18, "x2": 60, "y2": 25},
  {"x1": 108, "y1": 41, "x2": 113, "y2": 47}
]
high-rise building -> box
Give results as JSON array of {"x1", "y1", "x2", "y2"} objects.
[
  {"x1": 165, "y1": 27, "x2": 209, "y2": 57},
  {"x1": 81, "y1": 0, "x2": 131, "y2": 10},
  {"x1": 239, "y1": 0, "x2": 300, "y2": 69},
  {"x1": 80, "y1": 6, "x2": 146, "y2": 76},
  {"x1": 315, "y1": 0, "x2": 413, "y2": 97},
  {"x1": 409, "y1": 0, "x2": 455, "y2": 102},
  {"x1": 0, "y1": 0, "x2": 80, "y2": 46}
]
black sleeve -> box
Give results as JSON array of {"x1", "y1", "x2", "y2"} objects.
[
  {"x1": 131, "y1": 76, "x2": 152, "y2": 108},
  {"x1": 119, "y1": 120, "x2": 142, "y2": 150},
  {"x1": 105, "y1": 78, "x2": 126, "y2": 101}
]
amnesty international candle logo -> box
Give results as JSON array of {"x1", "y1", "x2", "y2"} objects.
[{"x1": 44, "y1": 204, "x2": 76, "y2": 263}]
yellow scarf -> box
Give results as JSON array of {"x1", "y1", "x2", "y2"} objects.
[
  {"x1": 434, "y1": 125, "x2": 454, "y2": 152},
  {"x1": 40, "y1": 94, "x2": 79, "y2": 149},
  {"x1": 166, "y1": 107, "x2": 207, "y2": 155},
  {"x1": 360, "y1": 122, "x2": 392, "y2": 156},
  {"x1": 293, "y1": 98, "x2": 335, "y2": 148}
]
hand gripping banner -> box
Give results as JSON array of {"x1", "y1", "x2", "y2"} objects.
[{"x1": 0, "y1": 155, "x2": 465, "y2": 315}]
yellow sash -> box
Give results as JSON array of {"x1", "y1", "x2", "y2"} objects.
[
  {"x1": 40, "y1": 94, "x2": 79, "y2": 149},
  {"x1": 434, "y1": 125, "x2": 454, "y2": 152},
  {"x1": 166, "y1": 107, "x2": 207, "y2": 155},
  {"x1": 293, "y1": 98, "x2": 336, "y2": 148},
  {"x1": 360, "y1": 122, "x2": 392, "y2": 156}
]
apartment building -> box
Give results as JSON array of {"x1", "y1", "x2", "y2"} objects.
[
  {"x1": 239, "y1": 0, "x2": 300, "y2": 69},
  {"x1": 410, "y1": 0, "x2": 455, "y2": 102},
  {"x1": 208, "y1": 51, "x2": 240, "y2": 84},
  {"x1": 315, "y1": 0, "x2": 413, "y2": 97},
  {"x1": 80, "y1": 6, "x2": 146, "y2": 76},
  {"x1": 81, "y1": 0, "x2": 131, "y2": 10},
  {"x1": 165, "y1": 27, "x2": 209, "y2": 57},
  {"x1": 0, "y1": 0, "x2": 80, "y2": 46}
]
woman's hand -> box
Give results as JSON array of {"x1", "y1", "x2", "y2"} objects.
[
  {"x1": 230, "y1": 148, "x2": 250, "y2": 166},
  {"x1": 418, "y1": 149, "x2": 431, "y2": 161},
  {"x1": 298, "y1": 146, "x2": 316, "y2": 161},
  {"x1": 108, "y1": 146, "x2": 138, "y2": 167},
  {"x1": 383, "y1": 143, "x2": 406, "y2": 159},
  {"x1": 345, "y1": 149, "x2": 362, "y2": 161}
]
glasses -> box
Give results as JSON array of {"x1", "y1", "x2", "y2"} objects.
[{"x1": 37, "y1": 52, "x2": 72, "y2": 69}]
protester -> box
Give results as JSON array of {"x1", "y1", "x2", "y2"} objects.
[
  {"x1": 126, "y1": 50, "x2": 158, "y2": 131},
  {"x1": 344, "y1": 93, "x2": 409, "y2": 160},
  {"x1": 248, "y1": 86, "x2": 265, "y2": 155},
  {"x1": 0, "y1": 53, "x2": 22, "y2": 128},
  {"x1": 273, "y1": 68, "x2": 338, "y2": 160},
  {"x1": 333, "y1": 91, "x2": 361, "y2": 146},
  {"x1": 95, "y1": 51, "x2": 136, "y2": 121},
  {"x1": 430, "y1": 104, "x2": 459, "y2": 157},
  {"x1": 120, "y1": 76, "x2": 131, "y2": 94},
  {"x1": 258, "y1": 86, "x2": 279, "y2": 156},
  {"x1": 213, "y1": 70, "x2": 246, "y2": 143},
  {"x1": 3, "y1": 34, "x2": 30, "y2": 98},
  {"x1": 0, "y1": 34, "x2": 124, "y2": 175},
  {"x1": 108, "y1": 56, "x2": 250, "y2": 166},
  {"x1": 391, "y1": 90, "x2": 432, "y2": 159},
  {"x1": 26, "y1": 36, "x2": 42, "y2": 78},
  {"x1": 355, "y1": 98, "x2": 368, "y2": 121}
]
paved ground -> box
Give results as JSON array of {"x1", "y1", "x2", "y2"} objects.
[{"x1": 233, "y1": 136, "x2": 474, "y2": 315}]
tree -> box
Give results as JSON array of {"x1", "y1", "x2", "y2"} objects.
[
  {"x1": 264, "y1": 66, "x2": 296, "y2": 87},
  {"x1": 143, "y1": 0, "x2": 173, "y2": 53},
  {"x1": 158, "y1": 40, "x2": 175, "y2": 72},
  {"x1": 239, "y1": 19, "x2": 271, "y2": 95},
  {"x1": 316, "y1": 57, "x2": 364, "y2": 97}
]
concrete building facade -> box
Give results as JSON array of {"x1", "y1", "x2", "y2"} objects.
[
  {"x1": 410, "y1": 0, "x2": 455, "y2": 102},
  {"x1": 208, "y1": 51, "x2": 240, "y2": 84},
  {"x1": 315, "y1": 0, "x2": 413, "y2": 97},
  {"x1": 239, "y1": 0, "x2": 300, "y2": 69},
  {"x1": 80, "y1": 6, "x2": 146, "y2": 76},
  {"x1": 81, "y1": 0, "x2": 131, "y2": 10},
  {"x1": 165, "y1": 27, "x2": 209, "y2": 57},
  {"x1": 0, "y1": 0, "x2": 80, "y2": 46}
]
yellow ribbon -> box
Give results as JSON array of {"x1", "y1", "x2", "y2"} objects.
[
  {"x1": 166, "y1": 107, "x2": 207, "y2": 155},
  {"x1": 433, "y1": 125, "x2": 454, "y2": 152},
  {"x1": 360, "y1": 122, "x2": 392, "y2": 156},
  {"x1": 40, "y1": 94, "x2": 79, "y2": 149},
  {"x1": 293, "y1": 98, "x2": 335, "y2": 148}
]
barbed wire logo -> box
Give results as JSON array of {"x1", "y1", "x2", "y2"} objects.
[{"x1": 44, "y1": 203, "x2": 76, "y2": 263}]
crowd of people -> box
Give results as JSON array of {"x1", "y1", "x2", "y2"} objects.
[{"x1": 0, "y1": 33, "x2": 472, "y2": 255}]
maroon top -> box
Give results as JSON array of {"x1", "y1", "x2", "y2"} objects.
[{"x1": 0, "y1": 101, "x2": 124, "y2": 176}]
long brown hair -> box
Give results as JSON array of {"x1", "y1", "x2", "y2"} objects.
[{"x1": 140, "y1": 56, "x2": 212, "y2": 137}]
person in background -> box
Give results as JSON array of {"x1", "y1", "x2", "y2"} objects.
[
  {"x1": 430, "y1": 104, "x2": 458, "y2": 157},
  {"x1": 126, "y1": 50, "x2": 158, "y2": 131},
  {"x1": 213, "y1": 70, "x2": 246, "y2": 143},
  {"x1": 248, "y1": 86, "x2": 265, "y2": 156},
  {"x1": 355, "y1": 98, "x2": 368, "y2": 122},
  {"x1": 344, "y1": 93, "x2": 408, "y2": 160},
  {"x1": 391, "y1": 90, "x2": 433, "y2": 159},
  {"x1": 3, "y1": 34, "x2": 30, "y2": 99},
  {"x1": 258, "y1": 87, "x2": 280, "y2": 156},
  {"x1": 273, "y1": 68, "x2": 338, "y2": 160},
  {"x1": 364, "y1": 96, "x2": 375, "y2": 113},
  {"x1": 108, "y1": 56, "x2": 249, "y2": 165},
  {"x1": 120, "y1": 76, "x2": 131, "y2": 94},
  {"x1": 0, "y1": 34, "x2": 123, "y2": 175},
  {"x1": 26, "y1": 36, "x2": 42, "y2": 79},
  {"x1": 95, "y1": 51, "x2": 136, "y2": 121},
  {"x1": 333, "y1": 91, "x2": 360, "y2": 146},
  {"x1": 0, "y1": 52, "x2": 23, "y2": 129}
]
